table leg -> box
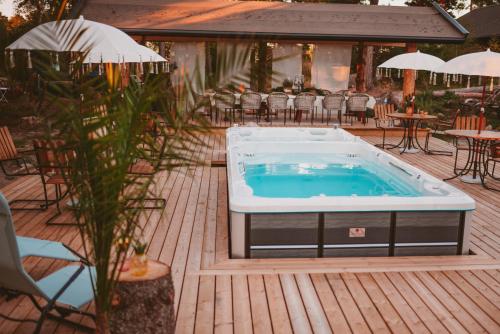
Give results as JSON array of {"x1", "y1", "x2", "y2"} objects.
[
  {"x1": 459, "y1": 138, "x2": 482, "y2": 184},
  {"x1": 414, "y1": 120, "x2": 452, "y2": 156}
]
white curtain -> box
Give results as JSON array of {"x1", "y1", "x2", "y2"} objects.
[
  {"x1": 272, "y1": 43, "x2": 302, "y2": 88},
  {"x1": 311, "y1": 44, "x2": 352, "y2": 92},
  {"x1": 217, "y1": 41, "x2": 252, "y2": 90},
  {"x1": 170, "y1": 42, "x2": 205, "y2": 91}
]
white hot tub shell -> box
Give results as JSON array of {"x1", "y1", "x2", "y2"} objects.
[{"x1": 226, "y1": 127, "x2": 475, "y2": 259}]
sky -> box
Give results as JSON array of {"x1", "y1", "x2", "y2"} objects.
[{"x1": 0, "y1": 0, "x2": 469, "y2": 18}]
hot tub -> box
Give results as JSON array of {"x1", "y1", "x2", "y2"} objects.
[{"x1": 227, "y1": 127, "x2": 475, "y2": 259}]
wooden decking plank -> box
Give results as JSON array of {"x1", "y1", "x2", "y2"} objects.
[
  {"x1": 356, "y1": 272, "x2": 411, "y2": 334},
  {"x1": 279, "y1": 274, "x2": 313, "y2": 334},
  {"x1": 443, "y1": 271, "x2": 500, "y2": 325},
  {"x1": 325, "y1": 273, "x2": 371, "y2": 334},
  {"x1": 263, "y1": 274, "x2": 293, "y2": 334},
  {"x1": 194, "y1": 275, "x2": 216, "y2": 334},
  {"x1": 231, "y1": 275, "x2": 253, "y2": 334},
  {"x1": 214, "y1": 275, "x2": 233, "y2": 334},
  {"x1": 369, "y1": 272, "x2": 430, "y2": 334},
  {"x1": 295, "y1": 273, "x2": 332, "y2": 334},
  {"x1": 340, "y1": 273, "x2": 390, "y2": 334},
  {"x1": 247, "y1": 275, "x2": 273, "y2": 333},
  {"x1": 428, "y1": 271, "x2": 500, "y2": 332},
  {"x1": 309, "y1": 274, "x2": 352, "y2": 334},
  {"x1": 385, "y1": 272, "x2": 449, "y2": 333},
  {"x1": 401, "y1": 272, "x2": 467, "y2": 333}
]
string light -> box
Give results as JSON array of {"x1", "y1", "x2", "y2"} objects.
[{"x1": 27, "y1": 51, "x2": 32, "y2": 69}]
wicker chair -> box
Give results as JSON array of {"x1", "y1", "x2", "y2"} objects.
[
  {"x1": 428, "y1": 111, "x2": 487, "y2": 172},
  {"x1": 346, "y1": 93, "x2": 369, "y2": 125},
  {"x1": 373, "y1": 104, "x2": 399, "y2": 149},
  {"x1": 485, "y1": 142, "x2": 500, "y2": 181},
  {"x1": 241, "y1": 91, "x2": 262, "y2": 123},
  {"x1": 32, "y1": 139, "x2": 75, "y2": 225},
  {"x1": 194, "y1": 93, "x2": 212, "y2": 120},
  {"x1": 293, "y1": 92, "x2": 315, "y2": 123},
  {"x1": 267, "y1": 92, "x2": 288, "y2": 124},
  {"x1": 214, "y1": 92, "x2": 236, "y2": 124},
  {"x1": 322, "y1": 93, "x2": 344, "y2": 125}
]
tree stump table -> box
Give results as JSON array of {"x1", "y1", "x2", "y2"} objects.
[{"x1": 110, "y1": 260, "x2": 175, "y2": 334}]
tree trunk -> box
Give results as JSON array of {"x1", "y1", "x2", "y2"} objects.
[
  {"x1": 402, "y1": 43, "x2": 418, "y2": 101},
  {"x1": 356, "y1": 42, "x2": 366, "y2": 92},
  {"x1": 95, "y1": 307, "x2": 110, "y2": 334},
  {"x1": 363, "y1": 45, "x2": 374, "y2": 91},
  {"x1": 109, "y1": 260, "x2": 175, "y2": 334}
]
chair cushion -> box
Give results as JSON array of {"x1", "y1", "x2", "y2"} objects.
[
  {"x1": 17, "y1": 236, "x2": 79, "y2": 261},
  {"x1": 36, "y1": 265, "x2": 95, "y2": 309},
  {"x1": 128, "y1": 161, "x2": 155, "y2": 175}
]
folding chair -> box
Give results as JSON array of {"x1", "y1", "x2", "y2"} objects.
[
  {"x1": 0, "y1": 194, "x2": 95, "y2": 334},
  {"x1": 0, "y1": 87, "x2": 7, "y2": 103},
  {"x1": 32, "y1": 139, "x2": 74, "y2": 225}
]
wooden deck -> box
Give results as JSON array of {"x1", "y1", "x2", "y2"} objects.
[{"x1": 1, "y1": 132, "x2": 499, "y2": 333}]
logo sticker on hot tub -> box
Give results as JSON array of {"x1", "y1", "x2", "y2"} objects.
[{"x1": 349, "y1": 227, "x2": 366, "y2": 238}]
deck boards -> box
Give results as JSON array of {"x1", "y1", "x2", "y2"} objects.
[{"x1": 0, "y1": 132, "x2": 499, "y2": 333}]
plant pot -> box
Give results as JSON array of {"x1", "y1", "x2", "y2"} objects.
[{"x1": 130, "y1": 253, "x2": 148, "y2": 277}]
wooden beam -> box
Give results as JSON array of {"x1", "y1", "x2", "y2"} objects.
[{"x1": 402, "y1": 43, "x2": 417, "y2": 100}]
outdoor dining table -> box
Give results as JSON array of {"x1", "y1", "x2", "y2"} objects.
[
  {"x1": 387, "y1": 113, "x2": 448, "y2": 155},
  {"x1": 444, "y1": 129, "x2": 500, "y2": 191}
]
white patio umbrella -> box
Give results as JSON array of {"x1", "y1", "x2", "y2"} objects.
[
  {"x1": 6, "y1": 16, "x2": 142, "y2": 65},
  {"x1": 437, "y1": 49, "x2": 500, "y2": 133},
  {"x1": 378, "y1": 51, "x2": 444, "y2": 111},
  {"x1": 378, "y1": 50, "x2": 445, "y2": 72},
  {"x1": 81, "y1": 45, "x2": 167, "y2": 64}
]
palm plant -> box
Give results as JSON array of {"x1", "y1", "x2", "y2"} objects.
[{"x1": 17, "y1": 9, "x2": 252, "y2": 333}]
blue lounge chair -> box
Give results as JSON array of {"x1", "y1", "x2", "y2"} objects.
[
  {"x1": 16, "y1": 236, "x2": 80, "y2": 261},
  {"x1": 0, "y1": 194, "x2": 95, "y2": 333}
]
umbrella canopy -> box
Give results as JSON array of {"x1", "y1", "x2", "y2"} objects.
[
  {"x1": 6, "y1": 16, "x2": 141, "y2": 63},
  {"x1": 81, "y1": 45, "x2": 167, "y2": 64},
  {"x1": 437, "y1": 49, "x2": 500, "y2": 133},
  {"x1": 378, "y1": 50, "x2": 445, "y2": 72},
  {"x1": 436, "y1": 49, "x2": 500, "y2": 76}
]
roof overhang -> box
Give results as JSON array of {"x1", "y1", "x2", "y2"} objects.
[{"x1": 82, "y1": 0, "x2": 468, "y2": 44}]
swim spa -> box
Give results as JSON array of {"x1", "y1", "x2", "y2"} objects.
[{"x1": 227, "y1": 127, "x2": 475, "y2": 259}]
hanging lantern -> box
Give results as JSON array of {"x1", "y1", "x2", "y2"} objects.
[
  {"x1": 154, "y1": 62, "x2": 158, "y2": 74},
  {"x1": 27, "y1": 51, "x2": 32, "y2": 69},
  {"x1": 54, "y1": 53, "x2": 60, "y2": 71},
  {"x1": 139, "y1": 56, "x2": 143, "y2": 76},
  {"x1": 9, "y1": 50, "x2": 15, "y2": 68},
  {"x1": 98, "y1": 63, "x2": 102, "y2": 76},
  {"x1": 433, "y1": 73, "x2": 437, "y2": 85},
  {"x1": 490, "y1": 77, "x2": 494, "y2": 92},
  {"x1": 149, "y1": 61, "x2": 154, "y2": 74},
  {"x1": 446, "y1": 74, "x2": 450, "y2": 88},
  {"x1": 467, "y1": 76, "x2": 471, "y2": 88},
  {"x1": 429, "y1": 72, "x2": 433, "y2": 84},
  {"x1": 397, "y1": 69, "x2": 400, "y2": 78}
]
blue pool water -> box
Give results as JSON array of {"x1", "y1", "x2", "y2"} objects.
[{"x1": 244, "y1": 154, "x2": 421, "y2": 198}]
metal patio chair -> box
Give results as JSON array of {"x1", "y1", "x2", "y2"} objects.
[
  {"x1": 267, "y1": 92, "x2": 289, "y2": 125},
  {"x1": 346, "y1": 93, "x2": 369, "y2": 125},
  {"x1": 294, "y1": 92, "x2": 315, "y2": 124},
  {"x1": 32, "y1": 139, "x2": 74, "y2": 225},
  {"x1": 0, "y1": 126, "x2": 37, "y2": 177},
  {"x1": 427, "y1": 111, "x2": 486, "y2": 173},
  {"x1": 373, "y1": 103, "x2": 400, "y2": 149},
  {"x1": 322, "y1": 93, "x2": 345, "y2": 125},
  {"x1": 214, "y1": 92, "x2": 236, "y2": 124},
  {"x1": 0, "y1": 194, "x2": 95, "y2": 334},
  {"x1": 241, "y1": 91, "x2": 262, "y2": 123}
]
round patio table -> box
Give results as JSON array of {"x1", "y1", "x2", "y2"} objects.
[
  {"x1": 444, "y1": 129, "x2": 500, "y2": 190},
  {"x1": 387, "y1": 113, "x2": 443, "y2": 154}
]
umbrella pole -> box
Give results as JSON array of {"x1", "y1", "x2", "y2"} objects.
[{"x1": 478, "y1": 77, "x2": 487, "y2": 134}]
